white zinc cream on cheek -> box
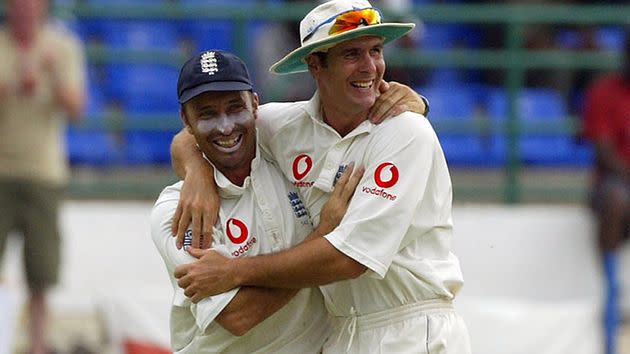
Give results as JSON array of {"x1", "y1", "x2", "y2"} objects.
[{"x1": 195, "y1": 110, "x2": 252, "y2": 135}]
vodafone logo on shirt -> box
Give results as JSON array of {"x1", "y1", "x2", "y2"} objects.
[
  {"x1": 292, "y1": 154, "x2": 314, "y2": 187},
  {"x1": 226, "y1": 218, "x2": 257, "y2": 257},
  {"x1": 374, "y1": 162, "x2": 399, "y2": 188},
  {"x1": 226, "y1": 218, "x2": 248, "y2": 244},
  {"x1": 361, "y1": 162, "x2": 399, "y2": 201}
]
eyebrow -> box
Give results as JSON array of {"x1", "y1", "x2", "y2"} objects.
[
  {"x1": 341, "y1": 43, "x2": 384, "y2": 53},
  {"x1": 192, "y1": 102, "x2": 217, "y2": 111},
  {"x1": 227, "y1": 98, "x2": 245, "y2": 105}
]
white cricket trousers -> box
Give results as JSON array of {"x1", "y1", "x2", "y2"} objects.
[{"x1": 322, "y1": 299, "x2": 471, "y2": 354}]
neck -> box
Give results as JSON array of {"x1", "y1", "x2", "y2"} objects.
[
  {"x1": 219, "y1": 150, "x2": 256, "y2": 187},
  {"x1": 321, "y1": 103, "x2": 368, "y2": 137},
  {"x1": 222, "y1": 165, "x2": 251, "y2": 187}
]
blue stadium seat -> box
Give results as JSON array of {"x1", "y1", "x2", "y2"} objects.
[
  {"x1": 66, "y1": 128, "x2": 122, "y2": 165},
  {"x1": 111, "y1": 65, "x2": 180, "y2": 113},
  {"x1": 67, "y1": 83, "x2": 120, "y2": 165},
  {"x1": 100, "y1": 20, "x2": 180, "y2": 50},
  {"x1": 418, "y1": 85, "x2": 492, "y2": 165},
  {"x1": 126, "y1": 131, "x2": 177, "y2": 165},
  {"x1": 422, "y1": 86, "x2": 477, "y2": 119},
  {"x1": 596, "y1": 26, "x2": 627, "y2": 51},
  {"x1": 100, "y1": 20, "x2": 181, "y2": 109},
  {"x1": 571, "y1": 142, "x2": 595, "y2": 167},
  {"x1": 96, "y1": 19, "x2": 181, "y2": 165},
  {"x1": 66, "y1": 75, "x2": 126, "y2": 165},
  {"x1": 419, "y1": 23, "x2": 482, "y2": 87},
  {"x1": 85, "y1": 82, "x2": 106, "y2": 117},
  {"x1": 485, "y1": 87, "x2": 573, "y2": 165},
  {"x1": 75, "y1": 18, "x2": 105, "y2": 42},
  {"x1": 418, "y1": 23, "x2": 482, "y2": 50},
  {"x1": 124, "y1": 104, "x2": 180, "y2": 164},
  {"x1": 177, "y1": 0, "x2": 259, "y2": 53},
  {"x1": 555, "y1": 29, "x2": 581, "y2": 49},
  {"x1": 80, "y1": 0, "x2": 169, "y2": 40},
  {"x1": 118, "y1": 65, "x2": 180, "y2": 164},
  {"x1": 181, "y1": 20, "x2": 235, "y2": 53},
  {"x1": 66, "y1": 80, "x2": 123, "y2": 165}
]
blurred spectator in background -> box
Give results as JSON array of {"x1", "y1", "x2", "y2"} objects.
[
  {"x1": 582, "y1": 27, "x2": 630, "y2": 354},
  {"x1": 253, "y1": 0, "x2": 317, "y2": 102},
  {"x1": 0, "y1": 0, "x2": 85, "y2": 353}
]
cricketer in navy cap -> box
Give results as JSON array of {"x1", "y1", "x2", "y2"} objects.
[
  {"x1": 176, "y1": 49, "x2": 259, "y2": 190},
  {"x1": 177, "y1": 50, "x2": 253, "y2": 104}
]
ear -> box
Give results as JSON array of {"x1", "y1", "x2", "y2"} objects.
[
  {"x1": 305, "y1": 54, "x2": 321, "y2": 75},
  {"x1": 251, "y1": 91, "x2": 260, "y2": 119},
  {"x1": 251, "y1": 92, "x2": 259, "y2": 109},
  {"x1": 180, "y1": 107, "x2": 194, "y2": 135}
]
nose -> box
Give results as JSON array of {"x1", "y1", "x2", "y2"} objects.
[
  {"x1": 358, "y1": 52, "x2": 377, "y2": 73},
  {"x1": 216, "y1": 114, "x2": 235, "y2": 135}
]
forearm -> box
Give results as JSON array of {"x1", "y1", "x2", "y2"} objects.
[
  {"x1": 233, "y1": 237, "x2": 366, "y2": 289},
  {"x1": 302, "y1": 224, "x2": 332, "y2": 243},
  {"x1": 215, "y1": 286, "x2": 298, "y2": 336},
  {"x1": 171, "y1": 129, "x2": 208, "y2": 179}
]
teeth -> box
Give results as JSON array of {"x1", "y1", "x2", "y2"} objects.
[
  {"x1": 351, "y1": 80, "x2": 373, "y2": 88},
  {"x1": 216, "y1": 136, "x2": 240, "y2": 147}
]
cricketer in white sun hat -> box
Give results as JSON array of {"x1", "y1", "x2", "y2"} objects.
[{"x1": 270, "y1": 0, "x2": 415, "y2": 75}]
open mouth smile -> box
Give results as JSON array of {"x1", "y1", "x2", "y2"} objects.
[
  {"x1": 213, "y1": 134, "x2": 243, "y2": 153},
  {"x1": 350, "y1": 80, "x2": 374, "y2": 89}
]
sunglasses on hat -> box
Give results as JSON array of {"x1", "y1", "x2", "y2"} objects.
[{"x1": 303, "y1": 7, "x2": 382, "y2": 42}]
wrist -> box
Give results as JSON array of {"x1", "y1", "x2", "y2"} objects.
[
  {"x1": 230, "y1": 257, "x2": 247, "y2": 287},
  {"x1": 314, "y1": 223, "x2": 332, "y2": 237},
  {"x1": 184, "y1": 147, "x2": 211, "y2": 175},
  {"x1": 419, "y1": 95, "x2": 430, "y2": 117}
]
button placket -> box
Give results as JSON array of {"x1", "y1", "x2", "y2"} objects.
[
  {"x1": 315, "y1": 140, "x2": 348, "y2": 191},
  {"x1": 253, "y1": 170, "x2": 282, "y2": 250}
]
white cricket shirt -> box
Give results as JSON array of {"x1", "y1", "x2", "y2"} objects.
[
  {"x1": 151, "y1": 148, "x2": 330, "y2": 353},
  {"x1": 257, "y1": 93, "x2": 465, "y2": 317}
]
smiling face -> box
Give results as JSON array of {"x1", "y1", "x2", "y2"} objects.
[
  {"x1": 181, "y1": 90, "x2": 258, "y2": 184},
  {"x1": 308, "y1": 35, "x2": 385, "y2": 128}
]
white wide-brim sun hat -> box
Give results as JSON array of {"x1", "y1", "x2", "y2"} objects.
[{"x1": 270, "y1": 0, "x2": 415, "y2": 75}]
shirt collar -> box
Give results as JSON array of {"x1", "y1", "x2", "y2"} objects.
[
  {"x1": 305, "y1": 91, "x2": 374, "y2": 138},
  {"x1": 305, "y1": 91, "x2": 323, "y2": 123}
]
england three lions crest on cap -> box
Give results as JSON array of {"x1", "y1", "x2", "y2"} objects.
[{"x1": 200, "y1": 51, "x2": 219, "y2": 75}]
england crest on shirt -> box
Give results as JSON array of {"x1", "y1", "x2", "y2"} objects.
[{"x1": 288, "y1": 192, "x2": 308, "y2": 219}]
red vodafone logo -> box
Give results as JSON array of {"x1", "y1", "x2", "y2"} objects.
[
  {"x1": 226, "y1": 218, "x2": 248, "y2": 244},
  {"x1": 374, "y1": 162, "x2": 399, "y2": 188},
  {"x1": 292, "y1": 154, "x2": 313, "y2": 181}
]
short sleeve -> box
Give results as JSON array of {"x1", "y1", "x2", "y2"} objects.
[
  {"x1": 150, "y1": 184, "x2": 239, "y2": 330},
  {"x1": 324, "y1": 114, "x2": 444, "y2": 278}
]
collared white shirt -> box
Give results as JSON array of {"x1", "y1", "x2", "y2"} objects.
[
  {"x1": 257, "y1": 93, "x2": 464, "y2": 317},
  {"x1": 151, "y1": 148, "x2": 329, "y2": 353}
]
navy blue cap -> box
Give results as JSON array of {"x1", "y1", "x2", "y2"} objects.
[{"x1": 177, "y1": 50, "x2": 253, "y2": 104}]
